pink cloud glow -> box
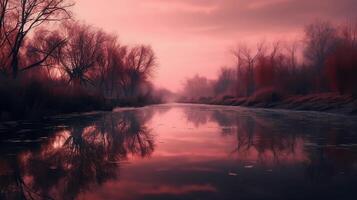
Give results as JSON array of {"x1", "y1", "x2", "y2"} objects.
[{"x1": 74, "y1": 0, "x2": 357, "y2": 91}]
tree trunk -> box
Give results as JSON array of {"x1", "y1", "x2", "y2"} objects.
[{"x1": 11, "y1": 54, "x2": 18, "y2": 79}]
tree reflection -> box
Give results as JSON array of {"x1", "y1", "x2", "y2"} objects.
[
  {"x1": 183, "y1": 108, "x2": 211, "y2": 128},
  {"x1": 0, "y1": 111, "x2": 155, "y2": 199},
  {"x1": 182, "y1": 107, "x2": 357, "y2": 180}
]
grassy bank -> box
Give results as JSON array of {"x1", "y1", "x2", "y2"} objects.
[{"x1": 180, "y1": 91, "x2": 357, "y2": 115}]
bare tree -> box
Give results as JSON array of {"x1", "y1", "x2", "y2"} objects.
[
  {"x1": 231, "y1": 45, "x2": 244, "y2": 96},
  {"x1": 125, "y1": 45, "x2": 155, "y2": 79},
  {"x1": 214, "y1": 67, "x2": 236, "y2": 96},
  {"x1": 3, "y1": 0, "x2": 73, "y2": 78},
  {"x1": 96, "y1": 35, "x2": 127, "y2": 98},
  {"x1": 304, "y1": 21, "x2": 338, "y2": 72},
  {"x1": 232, "y1": 42, "x2": 265, "y2": 96},
  {"x1": 285, "y1": 40, "x2": 299, "y2": 70},
  {"x1": 122, "y1": 45, "x2": 156, "y2": 97},
  {"x1": 58, "y1": 22, "x2": 106, "y2": 86},
  {"x1": 23, "y1": 28, "x2": 65, "y2": 79},
  {"x1": 340, "y1": 21, "x2": 357, "y2": 48},
  {"x1": 0, "y1": 0, "x2": 10, "y2": 46},
  {"x1": 0, "y1": 0, "x2": 11, "y2": 75},
  {"x1": 269, "y1": 41, "x2": 281, "y2": 65}
]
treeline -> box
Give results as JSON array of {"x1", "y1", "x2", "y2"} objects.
[
  {"x1": 182, "y1": 21, "x2": 357, "y2": 102},
  {"x1": 0, "y1": 0, "x2": 160, "y2": 120}
]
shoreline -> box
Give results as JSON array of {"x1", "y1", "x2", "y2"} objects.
[
  {"x1": 0, "y1": 101, "x2": 161, "y2": 122},
  {"x1": 179, "y1": 93, "x2": 357, "y2": 115},
  {"x1": 2, "y1": 92, "x2": 356, "y2": 122}
]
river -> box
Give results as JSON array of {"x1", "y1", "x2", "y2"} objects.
[{"x1": 1, "y1": 104, "x2": 357, "y2": 200}]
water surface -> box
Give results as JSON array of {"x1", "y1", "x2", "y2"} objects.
[{"x1": 1, "y1": 104, "x2": 357, "y2": 200}]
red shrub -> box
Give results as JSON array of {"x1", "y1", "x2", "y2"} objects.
[{"x1": 326, "y1": 45, "x2": 357, "y2": 95}]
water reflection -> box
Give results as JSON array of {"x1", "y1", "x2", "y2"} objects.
[
  {"x1": 0, "y1": 111, "x2": 155, "y2": 199},
  {"x1": 1, "y1": 104, "x2": 357, "y2": 200}
]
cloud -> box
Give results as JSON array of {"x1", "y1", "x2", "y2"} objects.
[
  {"x1": 135, "y1": 0, "x2": 357, "y2": 35},
  {"x1": 75, "y1": 0, "x2": 357, "y2": 91},
  {"x1": 76, "y1": 0, "x2": 357, "y2": 38},
  {"x1": 141, "y1": 0, "x2": 218, "y2": 13}
]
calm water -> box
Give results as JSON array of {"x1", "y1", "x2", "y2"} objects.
[{"x1": 1, "y1": 104, "x2": 357, "y2": 200}]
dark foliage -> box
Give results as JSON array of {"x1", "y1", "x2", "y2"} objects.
[{"x1": 0, "y1": 1, "x2": 160, "y2": 120}]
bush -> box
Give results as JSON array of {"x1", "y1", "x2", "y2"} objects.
[
  {"x1": 0, "y1": 78, "x2": 109, "y2": 121},
  {"x1": 248, "y1": 87, "x2": 284, "y2": 105}
]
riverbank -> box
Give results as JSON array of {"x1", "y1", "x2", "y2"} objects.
[
  {"x1": 180, "y1": 93, "x2": 357, "y2": 115},
  {"x1": 0, "y1": 80, "x2": 162, "y2": 121}
]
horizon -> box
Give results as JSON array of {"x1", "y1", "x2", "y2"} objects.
[{"x1": 74, "y1": 0, "x2": 357, "y2": 92}]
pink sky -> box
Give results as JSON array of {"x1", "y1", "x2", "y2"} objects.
[{"x1": 74, "y1": 0, "x2": 357, "y2": 91}]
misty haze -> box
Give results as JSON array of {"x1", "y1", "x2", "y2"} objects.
[{"x1": 1, "y1": 0, "x2": 357, "y2": 200}]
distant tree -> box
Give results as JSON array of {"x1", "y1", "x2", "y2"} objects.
[
  {"x1": 256, "y1": 42, "x2": 280, "y2": 88},
  {"x1": 232, "y1": 42, "x2": 265, "y2": 96},
  {"x1": 326, "y1": 22, "x2": 357, "y2": 95},
  {"x1": 231, "y1": 45, "x2": 244, "y2": 96},
  {"x1": 182, "y1": 75, "x2": 213, "y2": 100},
  {"x1": 304, "y1": 21, "x2": 338, "y2": 70},
  {"x1": 285, "y1": 40, "x2": 299, "y2": 70},
  {"x1": 303, "y1": 21, "x2": 339, "y2": 91},
  {"x1": 214, "y1": 67, "x2": 236, "y2": 96}
]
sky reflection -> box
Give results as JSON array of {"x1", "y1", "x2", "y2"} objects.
[{"x1": 1, "y1": 104, "x2": 357, "y2": 199}]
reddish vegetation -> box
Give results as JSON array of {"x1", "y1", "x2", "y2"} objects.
[
  {"x1": 326, "y1": 45, "x2": 357, "y2": 95},
  {"x1": 181, "y1": 21, "x2": 357, "y2": 114},
  {"x1": 195, "y1": 93, "x2": 357, "y2": 115},
  {"x1": 0, "y1": 0, "x2": 163, "y2": 120}
]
